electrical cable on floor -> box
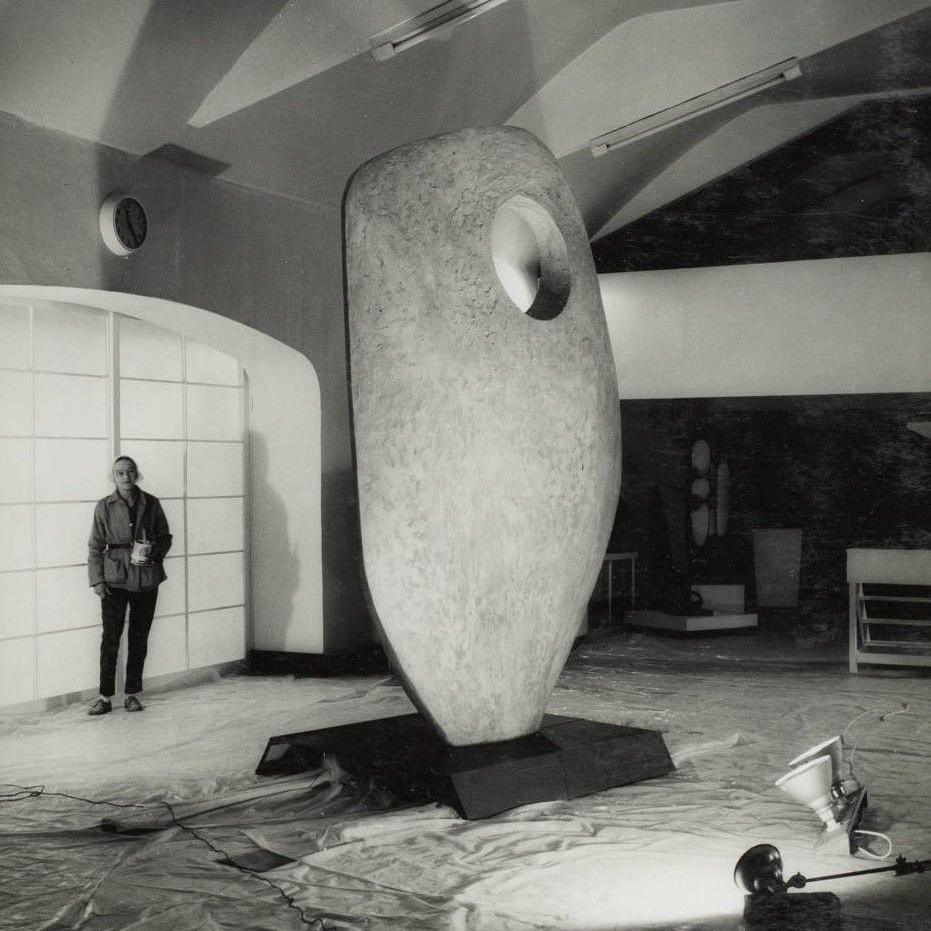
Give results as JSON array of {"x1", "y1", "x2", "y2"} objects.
[
  {"x1": 0, "y1": 782, "x2": 327, "y2": 930},
  {"x1": 851, "y1": 828, "x2": 894, "y2": 860},
  {"x1": 842, "y1": 701, "x2": 909, "y2": 786},
  {"x1": 838, "y1": 701, "x2": 910, "y2": 860},
  {"x1": 0, "y1": 784, "x2": 45, "y2": 802}
]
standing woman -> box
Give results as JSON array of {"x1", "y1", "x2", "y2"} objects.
[{"x1": 86, "y1": 456, "x2": 172, "y2": 715}]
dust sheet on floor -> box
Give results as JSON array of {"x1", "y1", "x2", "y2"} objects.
[{"x1": 1, "y1": 634, "x2": 930, "y2": 930}]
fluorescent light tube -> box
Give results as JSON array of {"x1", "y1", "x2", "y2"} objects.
[
  {"x1": 590, "y1": 58, "x2": 802, "y2": 156},
  {"x1": 370, "y1": 0, "x2": 509, "y2": 61}
]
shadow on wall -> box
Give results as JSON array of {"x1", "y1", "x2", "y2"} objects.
[
  {"x1": 248, "y1": 432, "x2": 300, "y2": 652},
  {"x1": 319, "y1": 464, "x2": 370, "y2": 652},
  {"x1": 91, "y1": 0, "x2": 285, "y2": 202}
]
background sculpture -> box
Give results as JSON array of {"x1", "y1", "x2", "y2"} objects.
[{"x1": 344, "y1": 127, "x2": 621, "y2": 746}]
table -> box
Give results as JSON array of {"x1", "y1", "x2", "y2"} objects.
[{"x1": 847, "y1": 548, "x2": 931, "y2": 673}]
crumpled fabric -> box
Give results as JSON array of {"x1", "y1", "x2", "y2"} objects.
[{"x1": 2, "y1": 634, "x2": 930, "y2": 930}]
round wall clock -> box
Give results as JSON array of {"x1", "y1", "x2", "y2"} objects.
[{"x1": 99, "y1": 194, "x2": 148, "y2": 256}]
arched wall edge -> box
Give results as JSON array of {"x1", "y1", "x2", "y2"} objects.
[{"x1": 0, "y1": 285, "x2": 324, "y2": 654}]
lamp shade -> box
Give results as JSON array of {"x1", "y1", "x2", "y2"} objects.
[
  {"x1": 734, "y1": 844, "x2": 785, "y2": 894},
  {"x1": 775, "y1": 755, "x2": 834, "y2": 825},
  {"x1": 789, "y1": 736, "x2": 843, "y2": 784}
]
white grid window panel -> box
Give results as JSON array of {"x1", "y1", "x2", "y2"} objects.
[
  {"x1": 119, "y1": 320, "x2": 247, "y2": 696},
  {"x1": 36, "y1": 626, "x2": 100, "y2": 698},
  {"x1": 36, "y1": 502, "x2": 97, "y2": 569},
  {"x1": 186, "y1": 384, "x2": 242, "y2": 441},
  {"x1": 0, "y1": 306, "x2": 249, "y2": 706},
  {"x1": 0, "y1": 504, "x2": 34, "y2": 571},
  {"x1": 187, "y1": 551, "x2": 245, "y2": 613},
  {"x1": 0, "y1": 371, "x2": 32, "y2": 435},
  {"x1": 122, "y1": 441, "x2": 185, "y2": 498},
  {"x1": 187, "y1": 497, "x2": 244, "y2": 554},
  {"x1": 160, "y1": 498, "x2": 185, "y2": 554},
  {"x1": 156, "y1": 558, "x2": 186, "y2": 617},
  {"x1": 120, "y1": 380, "x2": 184, "y2": 439},
  {"x1": 35, "y1": 438, "x2": 110, "y2": 502},
  {"x1": 119, "y1": 316, "x2": 183, "y2": 382},
  {"x1": 0, "y1": 637, "x2": 35, "y2": 705},
  {"x1": 34, "y1": 373, "x2": 109, "y2": 438},
  {"x1": 33, "y1": 305, "x2": 108, "y2": 376},
  {"x1": 35, "y1": 566, "x2": 98, "y2": 634},
  {"x1": 185, "y1": 341, "x2": 241, "y2": 386},
  {"x1": 145, "y1": 614, "x2": 188, "y2": 677},
  {"x1": 0, "y1": 439, "x2": 34, "y2": 503},
  {"x1": 187, "y1": 442, "x2": 243, "y2": 497},
  {"x1": 189, "y1": 606, "x2": 246, "y2": 668},
  {"x1": 0, "y1": 572, "x2": 34, "y2": 640}
]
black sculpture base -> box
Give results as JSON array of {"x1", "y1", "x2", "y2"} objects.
[{"x1": 256, "y1": 713, "x2": 674, "y2": 819}]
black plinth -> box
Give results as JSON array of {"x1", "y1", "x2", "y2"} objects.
[{"x1": 256, "y1": 713, "x2": 674, "y2": 819}]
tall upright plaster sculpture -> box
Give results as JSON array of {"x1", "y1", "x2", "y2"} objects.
[{"x1": 344, "y1": 126, "x2": 622, "y2": 747}]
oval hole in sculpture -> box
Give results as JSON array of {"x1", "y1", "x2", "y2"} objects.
[{"x1": 491, "y1": 195, "x2": 571, "y2": 320}]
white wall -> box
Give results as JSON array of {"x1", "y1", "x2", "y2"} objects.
[
  {"x1": 119, "y1": 315, "x2": 248, "y2": 677},
  {"x1": 0, "y1": 288, "x2": 325, "y2": 698},
  {"x1": 600, "y1": 253, "x2": 931, "y2": 399},
  {"x1": 0, "y1": 300, "x2": 256, "y2": 706}
]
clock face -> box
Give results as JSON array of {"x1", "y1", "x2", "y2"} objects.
[{"x1": 113, "y1": 197, "x2": 147, "y2": 251}]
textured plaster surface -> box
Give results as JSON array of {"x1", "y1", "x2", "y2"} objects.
[{"x1": 345, "y1": 127, "x2": 621, "y2": 745}]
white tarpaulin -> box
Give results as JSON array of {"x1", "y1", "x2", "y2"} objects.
[{"x1": 2, "y1": 634, "x2": 930, "y2": 930}]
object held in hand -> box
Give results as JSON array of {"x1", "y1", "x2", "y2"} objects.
[{"x1": 130, "y1": 539, "x2": 153, "y2": 566}]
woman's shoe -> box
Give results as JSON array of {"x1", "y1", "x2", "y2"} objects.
[
  {"x1": 124, "y1": 695, "x2": 144, "y2": 712},
  {"x1": 87, "y1": 698, "x2": 112, "y2": 716}
]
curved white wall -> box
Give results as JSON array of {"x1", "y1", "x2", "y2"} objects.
[
  {"x1": 0, "y1": 286, "x2": 323, "y2": 655},
  {"x1": 600, "y1": 253, "x2": 931, "y2": 399}
]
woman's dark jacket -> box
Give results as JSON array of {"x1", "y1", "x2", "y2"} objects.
[{"x1": 87, "y1": 489, "x2": 172, "y2": 592}]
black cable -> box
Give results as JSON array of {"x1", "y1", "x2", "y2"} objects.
[
  {"x1": 0, "y1": 784, "x2": 45, "y2": 802},
  {"x1": 0, "y1": 783, "x2": 327, "y2": 930}
]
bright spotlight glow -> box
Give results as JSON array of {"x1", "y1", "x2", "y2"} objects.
[{"x1": 465, "y1": 844, "x2": 745, "y2": 928}]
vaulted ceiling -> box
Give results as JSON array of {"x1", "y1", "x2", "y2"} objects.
[
  {"x1": 0, "y1": 0, "x2": 928, "y2": 240},
  {"x1": 592, "y1": 94, "x2": 931, "y2": 270}
]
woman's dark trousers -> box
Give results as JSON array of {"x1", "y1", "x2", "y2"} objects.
[{"x1": 99, "y1": 587, "x2": 158, "y2": 697}]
